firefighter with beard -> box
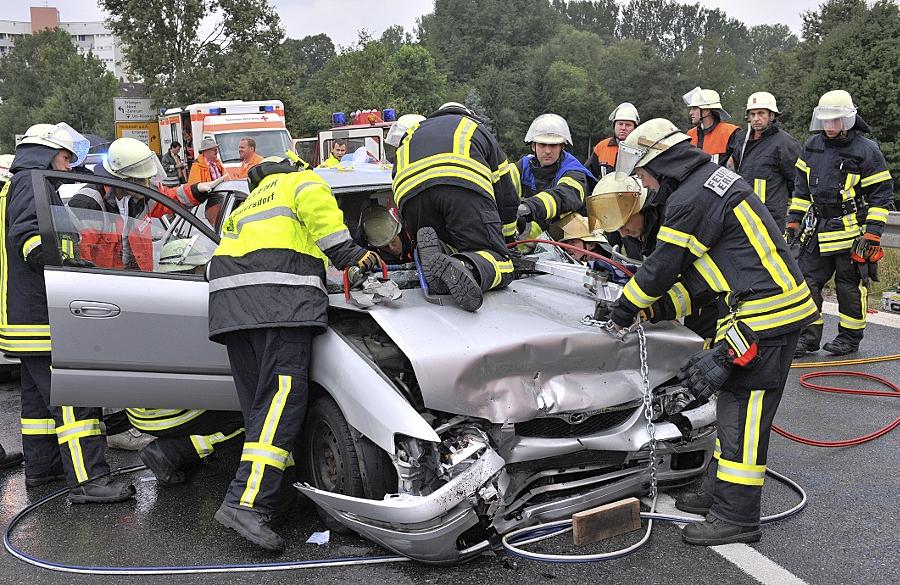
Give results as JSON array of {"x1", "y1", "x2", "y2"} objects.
[{"x1": 599, "y1": 118, "x2": 818, "y2": 545}]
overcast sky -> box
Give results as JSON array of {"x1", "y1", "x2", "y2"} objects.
[{"x1": 8, "y1": 0, "x2": 824, "y2": 46}]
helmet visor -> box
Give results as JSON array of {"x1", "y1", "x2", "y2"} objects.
[
  {"x1": 682, "y1": 87, "x2": 704, "y2": 107},
  {"x1": 810, "y1": 105, "x2": 856, "y2": 132},
  {"x1": 586, "y1": 191, "x2": 643, "y2": 232},
  {"x1": 615, "y1": 143, "x2": 647, "y2": 175},
  {"x1": 53, "y1": 123, "x2": 90, "y2": 167}
]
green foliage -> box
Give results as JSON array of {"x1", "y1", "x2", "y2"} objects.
[{"x1": 0, "y1": 29, "x2": 117, "y2": 153}]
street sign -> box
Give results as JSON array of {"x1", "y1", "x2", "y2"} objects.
[
  {"x1": 114, "y1": 97, "x2": 155, "y2": 122},
  {"x1": 115, "y1": 122, "x2": 161, "y2": 155}
]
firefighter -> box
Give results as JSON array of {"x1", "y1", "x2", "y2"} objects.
[
  {"x1": 683, "y1": 87, "x2": 741, "y2": 166},
  {"x1": 317, "y1": 139, "x2": 348, "y2": 168},
  {"x1": 3, "y1": 123, "x2": 135, "y2": 502},
  {"x1": 546, "y1": 213, "x2": 606, "y2": 263},
  {"x1": 360, "y1": 205, "x2": 413, "y2": 264},
  {"x1": 207, "y1": 156, "x2": 380, "y2": 552},
  {"x1": 789, "y1": 90, "x2": 893, "y2": 357},
  {"x1": 516, "y1": 114, "x2": 595, "y2": 233},
  {"x1": 731, "y1": 92, "x2": 801, "y2": 230},
  {"x1": 602, "y1": 118, "x2": 818, "y2": 545},
  {"x1": 392, "y1": 102, "x2": 519, "y2": 312},
  {"x1": 587, "y1": 102, "x2": 640, "y2": 179}
]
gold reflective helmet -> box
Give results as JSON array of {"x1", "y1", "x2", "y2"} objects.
[
  {"x1": 361, "y1": 205, "x2": 402, "y2": 247},
  {"x1": 586, "y1": 172, "x2": 647, "y2": 232},
  {"x1": 614, "y1": 118, "x2": 691, "y2": 175},
  {"x1": 548, "y1": 213, "x2": 606, "y2": 243}
]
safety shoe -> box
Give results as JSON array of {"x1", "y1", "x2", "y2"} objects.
[
  {"x1": 416, "y1": 227, "x2": 483, "y2": 312},
  {"x1": 67, "y1": 476, "x2": 136, "y2": 504},
  {"x1": 682, "y1": 515, "x2": 761, "y2": 546},
  {"x1": 793, "y1": 339, "x2": 819, "y2": 358},
  {"x1": 675, "y1": 490, "x2": 713, "y2": 515},
  {"x1": 107, "y1": 428, "x2": 156, "y2": 451},
  {"x1": 25, "y1": 470, "x2": 67, "y2": 487},
  {"x1": 822, "y1": 338, "x2": 859, "y2": 356},
  {"x1": 215, "y1": 503, "x2": 285, "y2": 552},
  {"x1": 414, "y1": 227, "x2": 450, "y2": 295},
  {"x1": 0, "y1": 446, "x2": 24, "y2": 470},
  {"x1": 139, "y1": 441, "x2": 186, "y2": 487}
]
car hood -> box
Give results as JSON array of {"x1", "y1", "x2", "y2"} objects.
[{"x1": 359, "y1": 273, "x2": 703, "y2": 423}]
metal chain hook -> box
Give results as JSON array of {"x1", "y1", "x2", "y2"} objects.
[{"x1": 637, "y1": 324, "x2": 658, "y2": 499}]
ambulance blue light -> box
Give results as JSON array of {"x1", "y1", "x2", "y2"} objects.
[
  {"x1": 263, "y1": 105, "x2": 275, "y2": 112},
  {"x1": 209, "y1": 108, "x2": 221, "y2": 115}
]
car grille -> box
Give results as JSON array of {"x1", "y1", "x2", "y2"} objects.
[{"x1": 514, "y1": 407, "x2": 638, "y2": 438}]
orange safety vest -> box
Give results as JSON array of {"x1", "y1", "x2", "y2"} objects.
[
  {"x1": 236, "y1": 152, "x2": 264, "y2": 179},
  {"x1": 592, "y1": 138, "x2": 618, "y2": 169},
  {"x1": 687, "y1": 122, "x2": 740, "y2": 161}
]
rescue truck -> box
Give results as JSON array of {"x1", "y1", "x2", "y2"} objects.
[
  {"x1": 296, "y1": 108, "x2": 399, "y2": 166},
  {"x1": 159, "y1": 100, "x2": 293, "y2": 176}
]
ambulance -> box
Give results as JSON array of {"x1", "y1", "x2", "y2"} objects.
[{"x1": 159, "y1": 100, "x2": 293, "y2": 176}]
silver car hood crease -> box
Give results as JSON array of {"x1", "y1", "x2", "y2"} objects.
[{"x1": 359, "y1": 273, "x2": 703, "y2": 423}]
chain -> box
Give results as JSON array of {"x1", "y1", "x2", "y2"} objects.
[{"x1": 637, "y1": 324, "x2": 658, "y2": 499}]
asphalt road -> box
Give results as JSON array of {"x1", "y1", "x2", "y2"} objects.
[{"x1": 0, "y1": 315, "x2": 897, "y2": 585}]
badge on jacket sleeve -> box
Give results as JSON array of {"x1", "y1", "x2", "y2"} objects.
[{"x1": 704, "y1": 167, "x2": 741, "y2": 197}]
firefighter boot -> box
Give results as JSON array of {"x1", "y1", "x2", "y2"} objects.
[
  {"x1": 793, "y1": 326, "x2": 822, "y2": 358},
  {"x1": 682, "y1": 516, "x2": 761, "y2": 546},
  {"x1": 416, "y1": 227, "x2": 483, "y2": 312},
  {"x1": 414, "y1": 227, "x2": 450, "y2": 295},
  {"x1": 823, "y1": 337, "x2": 859, "y2": 356},
  {"x1": 215, "y1": 503, "x2": 285, "y2": 552},
  {"x1": 139, "y1": 441, "x2": 186, "y2": 487},
  {"x1": 25, "y1": 468, "x2": 66, "y2": 487},
  {"x1": 675, "y1": 490, "x2": 713, "y2": 515},
  {"x1": 68, "y1": 476, "x2": 137, "y2": 504},
  {"x1": 0, "y1": 443, "x2": 24, "y2": 470}
]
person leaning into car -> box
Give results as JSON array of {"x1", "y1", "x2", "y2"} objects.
[{"x1": 206, "y1": 155, "x2": 382, "y2": 553}]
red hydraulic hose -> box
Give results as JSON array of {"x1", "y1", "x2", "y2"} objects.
[{"x1": 508, "y1": 238, "x2": 634, "y2": 277}]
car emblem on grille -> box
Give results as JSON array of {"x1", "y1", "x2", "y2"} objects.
[{"x1": 566, "y1": 412, "x2": 588, "y2": 425}]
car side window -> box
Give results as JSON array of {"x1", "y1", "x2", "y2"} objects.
[{"x1": 50, "y1": 178, "x2": 216, "y2": 276}]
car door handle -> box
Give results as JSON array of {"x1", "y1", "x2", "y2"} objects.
[{"x1": 69, "y1": 301, "x2": 121, "y2": 318}]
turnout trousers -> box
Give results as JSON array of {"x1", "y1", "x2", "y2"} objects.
[
  {"x1": 127, "y1": 409, "x2": 244, "y2": 470},
  {"x1": 220, "y1": 326, "x2": 312, "y2": 515},
  {"x1": 402, "y1": 185, "x2": 514, "y2": 292},
  {"x1": 701, "y1": 331, "x2": 799, "y2": 526},
  {"x1": 797, "y1": 241, "x2": 866, "y2": 347},
  {"x1": 19, "y1": 355, "x2": 109, "y2": 486}
]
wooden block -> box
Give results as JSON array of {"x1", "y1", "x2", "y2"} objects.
[{"x1": 572, "y1": 497, "x2": 642, "y2": 546}]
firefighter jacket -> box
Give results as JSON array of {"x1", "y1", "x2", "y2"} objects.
[
  {"x1": 188, "y1": 155, "x2": 225, "y2": 183},
  {"x1": 317, "y1": 155, "x2": 340, "y2": 169},
  {"x1": 68, "y1": 169, "x2": 206, "y2": 271},
  {"x1": 687, "y1": 119, "x2": 741, "y2": 165},
  {"x1": 611, "y1": 143, "x2": 818, "y2": 342},
  {"x1": 587, "y1": 137, "x2": 618, "y2": 178},
  {"x1": 516, "y1": 152, "x2": 595, "y2": 226},
  {"x1": 788, "y1": 120, "x2": 893, "y2": 255},
  {"x1": 392, "y1": 108, "x2": 520, "y2": 240},
  {"x1": 207, "y1": 169, "x2": 364, "y2": 341},
  {"x1": 2, "y1": 145, "x2": 78, "y2": 356},
  {"x1": 732, "y1": 123, "x2": 802, "y2": 230}
]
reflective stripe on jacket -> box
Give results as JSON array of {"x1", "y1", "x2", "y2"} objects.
[
  {"x1": 516, "y1": 152, "x2": 595, "y2": 225},
  {"x1": 732, "y1": 124, "x2": 802, "y2": 230},
  {"x1": 207, "y1": 170, "x2": 359, "y2": 340}
]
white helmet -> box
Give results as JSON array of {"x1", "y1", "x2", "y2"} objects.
[
  {"x1": 439, "y1": 101, "x2": 477, "y2": 118},
  {"x1": 810, "y1": 90, "x2": 856, "y2": 132},
  {"x1": 615, "y1": 118, "x2": 691, "y2": 175},
  {"x1": 385, "y1": 114, "x2": 425, "y2": 148},
  {"x1": 746, "y1": 91, "x2": 779, "y2": 114},
  {"x1": 586, "y1": 172, "x2": 647, "y2": 232},
  {"x1": 18, "y1": 122, "x2": 90, "y2": 167},
  {"x1": 524, "y1": 113, "x2": 572, "y2": 145},
  {"x1": 682, "y1": 87, "x2": 730, "y2": 120},
  {"x1": 103, "y1": 137, "x2": 166, "y2": 183},
  {"x1": 609, "y1": 102, "x2": 640, "y2": 124},
  {"x1": 0, "y1": 154, "x2": 14, "y2": 182},
  {"x1": 158, "y1": 236, "x2": 215, "y2": 273}
]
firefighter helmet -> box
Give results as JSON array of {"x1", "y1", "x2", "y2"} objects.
[
  {"x1": 18, "y1": 122, "x2": 90, "y2": 167},
  {"x1": 548, "y1": 213, "x2": 606, "y2": 243},
  {"x1": 0, "y1": 154, "x2": 14, "y2": 182},
  {"x1": 103, "y1": 137, "x2": 166, "y2": 182},
  {"x1": 158, "y1": 236, "x2": 214, "y2": 273},
  {"x1": 385, "y1": 114, "x2": 425, "y2": 148},
  {"x1": 810, "y1": 90, "x2": 857, "y2": 132},
  {"x1": 609, "y1": 102, "x2": 640, "y2": 124},
  {"x1": 361, "y1": 206, "x2": 402, "y2": 248},
  {"x1": 614, "y1": 118, "x2": 690, "y2": 175},
  {"x1": 682, "y1": 87, "x2": 731, "y2": 120},
  {"x1": 586, "y1": 172, "x2": 647, "y2": 232},
  {"x1": 525, "y1": 113, "x2": 573, "y2": 145},
  {"x1": 746, "y1": 91, "x2": 779, "y2": 114}
]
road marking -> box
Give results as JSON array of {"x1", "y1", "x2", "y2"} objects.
[
  {"x1": 822, "y1": 301, "x2": 900, "y2": 328},
  {"x1": 655, "y1": 493, "x2": 810, "y2": 585}
]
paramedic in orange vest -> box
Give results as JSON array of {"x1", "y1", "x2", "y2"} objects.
[
  {"x1": 683, "y1": 87, "x2": 740, "y2": 166},
  {"x1": 587, "y1": 102, "x2": 640, "y2": 179},
  {"x1": 68, "y1": 137, "x2": 224, "y2": 271},
  {"x1": 188, "y1": 135, "x2": 226, "y2": 183},
  {"x1": 236, "y1": 137, "x2": 264, "y2": 178}
]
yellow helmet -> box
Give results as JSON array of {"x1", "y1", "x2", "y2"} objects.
[
  {"x1": 361, "y1": 206, "x2": 402, "y2": 247},
  {"x1": 586, "y1": 172, "x2": 647, "y2": 232},
  {"x1": 810, "y1": 90, "x2": 856, "y2": 132},
  {"x1": 746, "y1": 91, "x2": 779, "y2": 114},
  {"x1": 615, "y1": 118, "x2": 690, "y2": 175}
]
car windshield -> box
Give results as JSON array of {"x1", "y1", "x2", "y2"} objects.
[{"x1": 216, "y1": 130, "x2": 293, "y2": 163}]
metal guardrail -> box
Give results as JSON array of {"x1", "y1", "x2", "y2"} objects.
[{"x1": 883, "y1": 211, "x2": 900, "y2": 249}]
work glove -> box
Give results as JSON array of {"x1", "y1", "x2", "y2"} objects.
[
  {"x1": 517, "y1": 202, "x2": 534, "y2": 223},
  {"x1": 24, "y1": 243, "x2": 45, "y2": 273},
  {"x1": 196, "y1": 176, "x2": 227, "y2": 193},
  {"x1": 678, "y1": 345, "x2": 734, "y2": 403},
  {"x1": 850, "y1": 232, "x2": 884, "y2": 285},
  {"x1": 352, "y1": 249, "x2": 383, "y2": 274},
  {"x1": 784, "y1": 220, "x2": 800, "y2": 245}
]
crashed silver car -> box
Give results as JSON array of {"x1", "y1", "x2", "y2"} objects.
[{"x1": 31, "y1": 166, "x2": 716, "y2": 564}]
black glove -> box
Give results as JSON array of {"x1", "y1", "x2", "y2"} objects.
[
  {"x1": 25, "y1": 244, "x2": 45, "y2": 273},
  {"x1": 678, "y1": 344, "x2": 734, "y2": 403},
  {"x1": 352, "y1": 249, "x2": 382, "y2": 274}
]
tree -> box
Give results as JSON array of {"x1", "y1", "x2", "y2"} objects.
[
  {"x1": 281, "y1": 33, "x2": 336, "y2": 87},
  {"x1": 0, "y1": 29, "x2": 117, "y2": 152},
  {"x1": 551, "y1": 0, "x2": 619, "y2": 40}
]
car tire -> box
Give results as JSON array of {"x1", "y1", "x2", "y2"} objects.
[{"x1": 302, "y1": 395, "x2": 395, "y2": 534}]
